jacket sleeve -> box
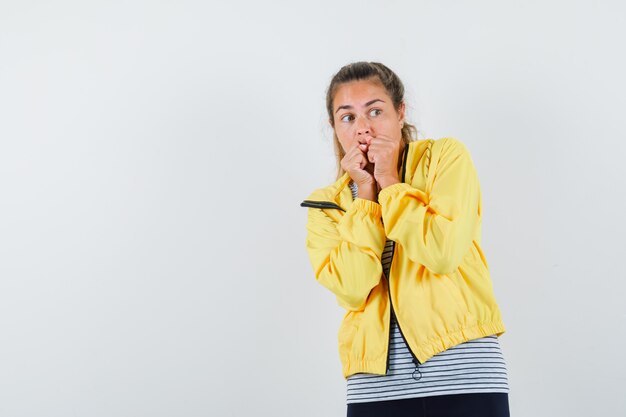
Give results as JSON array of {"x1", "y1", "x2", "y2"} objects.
[
  {"x1": 377, "y1": 138, "x2": 481, "y2": 275},
  {"x1": 304, "y1": 198, "x2": 387, "y2": 311}
]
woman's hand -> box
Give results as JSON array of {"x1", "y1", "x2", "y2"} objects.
[
  {"x1": 362, "y1": 134, "x2": 401, "y2": 189},
  {"x1": 341, "y1": 141, "x2": 374, "y2": 186},
  {"x1": 341, "y1": 141, "x2": 378, "y2": 201}
]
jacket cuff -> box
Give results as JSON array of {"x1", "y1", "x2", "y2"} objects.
[
  {"x1": 350, "y1": 197, "x2": 382, "y2": 217},
  {"x1": 377, "y1": 182, "x2": 413, "y2": 204}
]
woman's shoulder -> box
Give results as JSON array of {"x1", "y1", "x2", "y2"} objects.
[
  {"x1": 301, "y1": 172, "x2": 350, "y2": 206},
  {"x1": 423, "y1": 137, "x2": 473, "y2": 161},
  {"x1": 430, "y1": 136, "x2": 468, "y2": 151}
]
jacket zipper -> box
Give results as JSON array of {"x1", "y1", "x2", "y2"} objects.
[
  {"x1": 386, "y1": 242, "x2": 422, "y2": 372},
  {"x1": 385, "y1": 144, "x2": 422, "y2": 374}
]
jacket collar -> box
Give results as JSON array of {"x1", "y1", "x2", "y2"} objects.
[{"x1": 301, "y1": 140, "x2": 419, "y2": 212}]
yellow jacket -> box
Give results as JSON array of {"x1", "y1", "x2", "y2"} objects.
[{"x1": 300, "y1": 137, "x2": 506, "y2": 379}]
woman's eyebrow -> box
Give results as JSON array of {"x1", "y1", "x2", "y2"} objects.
[{"x1": 335, "y1": 98, "x2": 385, "y2": 114}]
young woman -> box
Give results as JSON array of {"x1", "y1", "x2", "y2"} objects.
[{"x1": 300, "y1": 62, "x2": 511, "y2": 417}]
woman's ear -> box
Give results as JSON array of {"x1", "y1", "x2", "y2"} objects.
[{"x1": 398, "y1": 102, "x2": 406, "y2": 125}]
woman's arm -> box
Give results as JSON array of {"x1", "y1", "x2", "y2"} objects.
[
  {"x1": 304, "y1": 198, "x2": 387, "y2": 311},
  {"x1": 377, "y1": 138, "x2": 481, "y2": 275}
]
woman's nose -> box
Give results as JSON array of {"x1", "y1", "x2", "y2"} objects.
[{"x1": 355, "y1": 118, "x2": 372, "y2": 136}]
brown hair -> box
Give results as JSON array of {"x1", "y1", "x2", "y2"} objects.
[{"x1": 325, "y1": 61, "x2": 419, "y2": 180}]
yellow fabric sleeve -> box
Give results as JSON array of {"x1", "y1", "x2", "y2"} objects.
[{"x1": 377, "y1": 138, "x2": 481, "y2": 275}]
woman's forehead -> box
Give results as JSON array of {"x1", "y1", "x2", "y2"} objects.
[{"x1": 334, "y1": 81, "x2": 389, "y2": 109}]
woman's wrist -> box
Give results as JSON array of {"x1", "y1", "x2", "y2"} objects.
[{"x1": 356, "y1": 181, "x2": 378, "y2": 202}]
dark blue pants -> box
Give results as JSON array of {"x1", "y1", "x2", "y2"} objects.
[{"x1": 347, "y1": 392, "x2": 510, "y2": 417}]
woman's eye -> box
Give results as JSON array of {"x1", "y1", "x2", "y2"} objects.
[{"x1": 340, "y1": 109, "x2": 380, "y2": 123}]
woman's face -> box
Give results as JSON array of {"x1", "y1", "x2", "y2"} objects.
[{"x1": 331, "y1": 79, "x2": 405, "y2": 155}]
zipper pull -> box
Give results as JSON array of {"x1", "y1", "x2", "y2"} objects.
[{"x1": 411, "y1": 358, "x2": 422, "y2": 381}]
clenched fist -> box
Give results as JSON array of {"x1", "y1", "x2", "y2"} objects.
[{"x1": 340, "y1": 139, "x2": 378, "y2": 201}]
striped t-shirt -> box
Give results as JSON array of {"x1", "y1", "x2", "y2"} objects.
[{"x1": 346, "y1": 180, "x2": 509, "y2": 404}]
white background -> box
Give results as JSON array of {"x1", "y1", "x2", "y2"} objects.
[{"x1": 1, "y1": 1, "x2": 625, "y2": 416}]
